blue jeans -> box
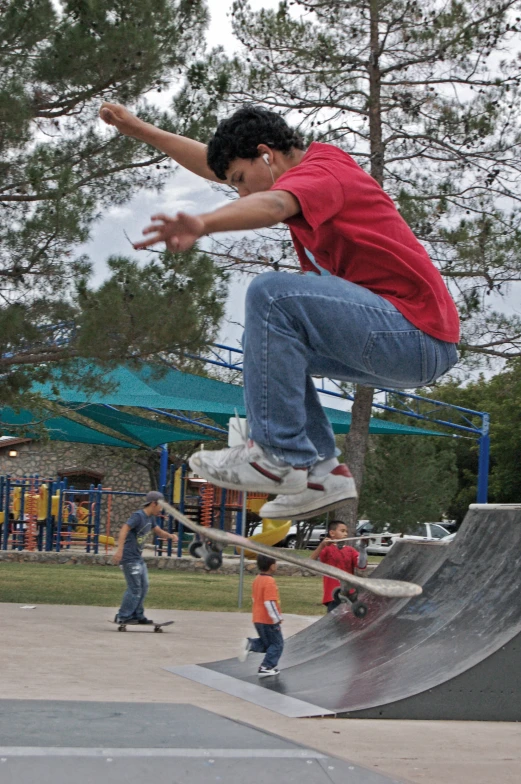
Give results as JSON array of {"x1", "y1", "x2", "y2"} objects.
[
  {"x1": 249, "y1": 622, "x2": 284, "y2": 669},
  {"x1": 243, "y1": 272, "x2": 458, "y2": 467},
  {"x1": 119, "y1": 560, "x2": 149, "y2": 621}
]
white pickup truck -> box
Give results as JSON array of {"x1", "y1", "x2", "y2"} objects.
[{"x1": 367, "y1": 522, "x2": 452, "y2": 555}]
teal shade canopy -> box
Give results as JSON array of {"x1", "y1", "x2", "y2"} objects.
[{"x1": 2, "y1": 361, "x2": 447, "y2": 448}]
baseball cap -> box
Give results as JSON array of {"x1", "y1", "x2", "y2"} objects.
[{"x1": 144, "y1": 491, "x2": 165, "y2": 506}]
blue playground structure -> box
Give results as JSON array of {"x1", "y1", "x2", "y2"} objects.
[
  {"x1": 0, "y1": 474, "x2": 170, "y2": 555},
  {"x1": 0, "y1": 465, "x2": 251, "y2": 557}
]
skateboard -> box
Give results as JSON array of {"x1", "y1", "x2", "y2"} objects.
[
  {"x1": 110, "y1": 620, "x2": 174, "y2": 633},
  {"x1": 159, "y1": 500, "x2": 422, "y2": 618},
  {"x1": 320, "y1": 533, "x2": 402, "y2": 544}
]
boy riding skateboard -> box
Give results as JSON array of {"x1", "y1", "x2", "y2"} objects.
[
  {"x1": 113, "y1": 491, "x2": 178, "y2": 625},
  {"x1": 100, "y1": 103, "x2": 459, "y2": 518}
]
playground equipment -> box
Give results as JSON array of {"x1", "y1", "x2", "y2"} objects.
[
  {"x1": 243, "y1": 496, "x2": 291, "y2": 557},
  {"x1": 169, "y1": 465, "x2": 291, "y2": 558},
  {"x1": 65, "y1": 503, "x2": 115, "y2": 548},
  {"x1": 0, "y1": 475, "x2": 123, "y2": 554},
  {"x1": 10, "y1": 483, "x2": 117, "y2": 549},
  {"x1": 0, "y1": 465, "x2": 289, "y2": 557},
  {"x1": 247, "y1": 517, "x2": 291, "y2": 550}
]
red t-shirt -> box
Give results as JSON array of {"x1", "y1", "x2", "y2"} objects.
[
  {"x1": 274, "y1": 142, "x2": 460, "y2": 343},
  {"x1": 319, "y1": 544, "x2": 362, "y2": 604}
]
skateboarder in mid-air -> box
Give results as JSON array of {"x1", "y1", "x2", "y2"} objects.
[
  {"x1": 113, "y1": 491, "x2": 178, "y2": 625},
  {"x1": 100, "y1": 103, "x2": 459, "y2": 519},
  {"x1": 311, "y1": 521, "x2": 368, "y2": 613},
  {"x1": 238, "y1": 555, "x2": 284, "y2": 678}
]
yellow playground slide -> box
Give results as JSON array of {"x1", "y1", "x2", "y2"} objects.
[
  {"x1": 243, "y1": 497, "x2": 291, "y2": 559},
  {"x1": 68, "y1": 507, "x2": 115, "y2": 547}
]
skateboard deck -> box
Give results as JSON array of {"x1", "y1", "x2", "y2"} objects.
[
  {"x1": 322, "y1": 533, "x2": 403, "y2": 544},
  {"x1": 159, "y1": 500, "x2": 422, "y2": 604},
  {"x1": 110, "y1": 620, "x2": 174, "y2": 633},
  {"x1": 316, "y1": 533, "x2": 402, "y2": 543}
]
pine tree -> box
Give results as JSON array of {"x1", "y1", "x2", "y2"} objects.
[
  {"x1": 358, "y1": 434, "x2": 458, "y2": 530},
  {"x1": 185, "y1": 0, "x2": 521, "y2": 525},
  {"x1": 432, "y1": 361, "x2": 521, "y2": 520},
  {"x1": 0, "y1": 0, "x2": 227, "y2": 420}
]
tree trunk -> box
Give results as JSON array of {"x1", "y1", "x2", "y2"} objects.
[
  {"x1": 136, "y1": 450, "x2": 160, "y2": 490},
  {"x1": 335, "y1": 386, "x2": 376, "y2": 532},
  {"x1": 337, "y1": 0, "x2": 384, "y2": 535}
]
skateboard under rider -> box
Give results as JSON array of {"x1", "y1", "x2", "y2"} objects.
[{"x1": 110, "y1": 619, "x2": 174, "y2": 633}]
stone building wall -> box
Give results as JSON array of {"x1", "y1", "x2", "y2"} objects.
[{"x1": 0, "y1": 441, "x2": 152, "y2": 532}]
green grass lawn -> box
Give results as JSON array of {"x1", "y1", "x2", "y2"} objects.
[{"x1": 0, "y1": 562, "x2": 327, "y2": 616}]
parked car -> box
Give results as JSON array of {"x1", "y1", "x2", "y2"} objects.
[
  {"x1": 441, "y1": 531, "x2": 457, "y2": 543},
  {"x1": 366, "y1": 531, "x2": 402, "y2": 556},
  {"x1": 282, "y1": 523, "x2": 328, "y2": 549},
  {"x1": 402, "y1": 522, "x2": 452, "y2": 542},
  {"x1": 367, "y1": 522, "x2": 453, "y2": 556}
]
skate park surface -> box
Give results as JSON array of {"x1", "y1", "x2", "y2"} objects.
[
  {"x1": 1, "y1": 603, "x2": 520, "y2": 784},
  {"x1": 1, "y1": 506, "x2": 520, "y2": 783},
  {"x1": 186, "y1": 505, "x2": 521, "y2": 721}
]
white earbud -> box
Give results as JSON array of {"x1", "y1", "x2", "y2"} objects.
[{"x1": 262, "y1": 152, "x2": 275, "y2": 183}]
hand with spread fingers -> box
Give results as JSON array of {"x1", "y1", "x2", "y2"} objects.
[{"x1": 134, "y1": 212, "x2": 206, "y2": 252}]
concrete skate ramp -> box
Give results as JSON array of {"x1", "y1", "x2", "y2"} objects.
[{"x1": 197, "y1": 505, "x2": 521, "y2": 720}]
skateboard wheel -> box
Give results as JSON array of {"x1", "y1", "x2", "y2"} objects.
[
  {"x1": 204, "y1": 552, "x2": 222, "y2": 570},
  {"x1": 352, "y1": 601, "x2": 368, "y2": 619},
  {"x1": 189, "y1": 541, "x2": 203, "y2": 558},
  {"x1": 118, "y1": 625, "x2": 126, "y2": 632},
  {"x1": 332, "y1": 587, "x2": 349, "y2": 604},
  {"x1": 154, "y1": 626, "x2": 163, "y2": 633}
]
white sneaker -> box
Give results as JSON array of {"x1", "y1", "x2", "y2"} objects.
[
  {"x1": 188, "y1": 440, "x2": 307, "y2": 495},
  {"x1": 258, "y1": 666, "x2": 280, "y2": 678},
  {"x1": 259, "y1": 464, "x2": 357, "y2": 520},
  {"x1": 238, "y1": 638, "x2": 251, "y2": 662}
]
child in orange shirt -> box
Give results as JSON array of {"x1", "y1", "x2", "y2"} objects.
[{"x1": 238, "y1": 554, "x2": 283, "y2": 677}]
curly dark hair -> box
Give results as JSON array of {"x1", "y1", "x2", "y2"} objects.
[{"x1": 207, "y1": 105, "x2": 305, "y2": 180}]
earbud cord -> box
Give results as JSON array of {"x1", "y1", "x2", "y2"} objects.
[{"x1": 264, "y1": 154, "x2": 275, "y2": 184}]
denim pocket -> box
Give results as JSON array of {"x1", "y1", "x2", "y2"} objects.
[{"x1": 363, "y1": 329, "x2": 436, "y2": 386}]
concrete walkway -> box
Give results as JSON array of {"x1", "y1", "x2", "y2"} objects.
[{"x1": 1, "y1": 602, "x2": 520, "y2": 784}]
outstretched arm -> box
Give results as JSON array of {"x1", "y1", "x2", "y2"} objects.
[
  {"x1": 133, "y1": 190, "x2": 301, "y2": 252},
  {"x1": 99, "y1": 102, "x2": 222, "y2": 183},
  {"x1": 153, "y1": 525, "x2": 178, "y2": 544}
]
